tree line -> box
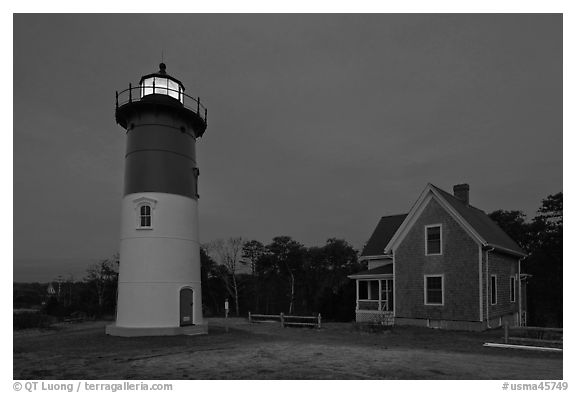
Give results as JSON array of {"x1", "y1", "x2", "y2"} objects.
[
  {"x1": 14, "y1": 192, "x2": 562, "y2": 327},
  {"x1": 488, "y1": 192, "x2": 562, "y2": 327},
  {"x1": 202, "y1": 237, "x2": 364, "y2": 321},
  {"x1": 14, "y1": 255, "x2": 119, "y2": 318}
]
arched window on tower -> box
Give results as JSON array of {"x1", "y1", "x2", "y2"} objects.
[
  {"x1": 140, "y1": 204, "x2": 152, "y2": 228},
  {"x1": 133, "y1": 197, "x2": 157, "y2": 230}
]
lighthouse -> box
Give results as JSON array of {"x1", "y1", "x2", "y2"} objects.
[{"x1": 106, "y1": 63, "x2": 208, "y2": 336}]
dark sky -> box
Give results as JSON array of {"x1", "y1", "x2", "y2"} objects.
[{"x1": 13, "y1": 14, "x2": 562, "y2": 282}]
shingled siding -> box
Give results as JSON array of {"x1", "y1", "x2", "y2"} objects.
[
  {"x1": 484, "y1": 250, "x2": 520, "y2": 325},
  {"x1": 395, "y1": 197, "x2": 481, "y2": 323}
]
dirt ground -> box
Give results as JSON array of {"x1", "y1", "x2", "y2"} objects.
[{"x1": 13, "y1": 318, "x2": 562, "y2": 380}]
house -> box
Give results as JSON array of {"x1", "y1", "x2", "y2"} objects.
[{"x1": 349, "y1": 183, "x2": 527, "y2": 331}]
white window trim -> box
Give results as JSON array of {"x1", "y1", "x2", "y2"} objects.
[
  {"x1": 425, "y1": 224, "x2": 443, "y2": 256},
  {"x1": 133, "y1": 197, "x2": 158, "y2": 230},
  {"x1": 424, "y1": 274, "x2": 444, "y2": 306},
  {"x1": 491, "y1": 275, "x2": 498, "y2": 305},
  {"x1": 510, "y1": 276, "x2": 516, "y2": 303}
]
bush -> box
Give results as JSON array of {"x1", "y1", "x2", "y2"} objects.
[{"x1": 13, "y1": 312, "x2": 54, "y2": 330}]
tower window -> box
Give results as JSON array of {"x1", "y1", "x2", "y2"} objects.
[
  {"x1": 140, "y1": 204, "x2": 151, "y2": 227},
  {"x1": 132, "y1": 196, "x2": 157, "y2": 230}
]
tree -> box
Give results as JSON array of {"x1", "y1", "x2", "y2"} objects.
[
  {"x1": 252, "y1": 247, "x2": 282, "y2": 314},
  {"x1": 489, "y1": 192, "x2": 563, "y2": 327},
  {"x1": 525, "y1": 192, "x2": 563, "y2": 327},
  {"x1": 200, "y1": 247, "x2": 221, "y2": 316},
  {"x1": 537, "y1": 192, "x2": 563, "y2": 225},
  {"x1": 206, "y1": 237, "x2": 245, "y2": 316},
  {"x1": 242, "y1": 240, "x2": 265, "y2": 276},
  {"x1": 266, "y1": 236, "x2": 306, "y2": 315},
  {"x1": 241, "y1": 240, "x2": 266, "y2": 313},
  {"x1": 488, "y1": 210, "x2": 531, "y2": 250},
  {"x1": 63, "y1": 274, "x2": 75, "y2": 307},
  {"x1": 200, "y1": 247, "x2": 218, "y2": 280},
  {"x1": 302, "y1": 238, "x2": 361, "y2": 320},
  {"x1": 84, "y1": 255, "x2": 119, "y2": 315},
  {"x1": 197, "y1": 235, "x2": 366, "y2": 321},
  {"x1": 530, "y1": 192, "x2": 562, "y2": 250}
]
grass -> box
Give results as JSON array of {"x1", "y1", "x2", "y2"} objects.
[
  {"x1": 13, "y1": 312, "x2": 55, "y2": 330},
  {"x1": 13, "y1": 317, "x2": 562, "y2": 380}
]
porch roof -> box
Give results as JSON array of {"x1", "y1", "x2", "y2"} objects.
[{"x1": 348, "y1": 263, "x2": 393, "y2": 278}]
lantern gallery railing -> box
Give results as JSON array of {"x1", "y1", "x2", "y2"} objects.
[{"x1": 116, "y1": 84, "x2": 207, "y2": 124}]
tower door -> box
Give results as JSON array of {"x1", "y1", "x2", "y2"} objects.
[{"x1": 179, "y1": 288, "x2": 194, "y2": 326}]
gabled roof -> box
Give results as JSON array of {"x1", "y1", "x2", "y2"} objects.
[
  {"x1": 430, "y1": 185, "x2": 525, "y2": 256},
  {"x1": 348, "y1": 263, "x2": 393, "y2": 278},
  {"x1": 384, "y1": 183, "x2": 527, "y2": 257},
  {"x1": 360, "y1": 214, "x2": 407, "y2": 257}
]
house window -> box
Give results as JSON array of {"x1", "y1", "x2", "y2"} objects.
[
  {"x1": 491, "y1": 275, "x2": 497, "y2": 305},
  {"x1": 424, "y1": 275, "x2": 444, "y2": 305},
  {"x1": 425, "y1": 225, "x2": 442, "y2": 255},
  {"x1": 140, "y1": 204, "x2": 152, "y2": 228},
  {"x1": 510, "y1": 276, "x2": 516, "y2": 303}
]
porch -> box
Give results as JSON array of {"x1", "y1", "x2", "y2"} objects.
[{"x1": 348, "y1": 264, "x2": 395, "y2": 325}]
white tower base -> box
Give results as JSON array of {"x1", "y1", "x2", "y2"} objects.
[{"x1": 107, "y1": 192, "x2": 207, "y2": 337}]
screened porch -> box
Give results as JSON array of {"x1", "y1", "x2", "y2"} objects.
[{"x1": 356, "y1": 278, "x2": 394, "y2": 312}]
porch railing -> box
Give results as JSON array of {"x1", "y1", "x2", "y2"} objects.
[{"x1": 357, "y1": 300, "x2": 390, "y2": 311}]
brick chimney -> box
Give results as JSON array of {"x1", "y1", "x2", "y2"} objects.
[{"x1": 453, "y1": 184, "x2": 470, "y2": 205}]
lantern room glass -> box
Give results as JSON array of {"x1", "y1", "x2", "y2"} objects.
[{"x1": 140, "y1": 77, "x2": 183, "y2": 103}]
